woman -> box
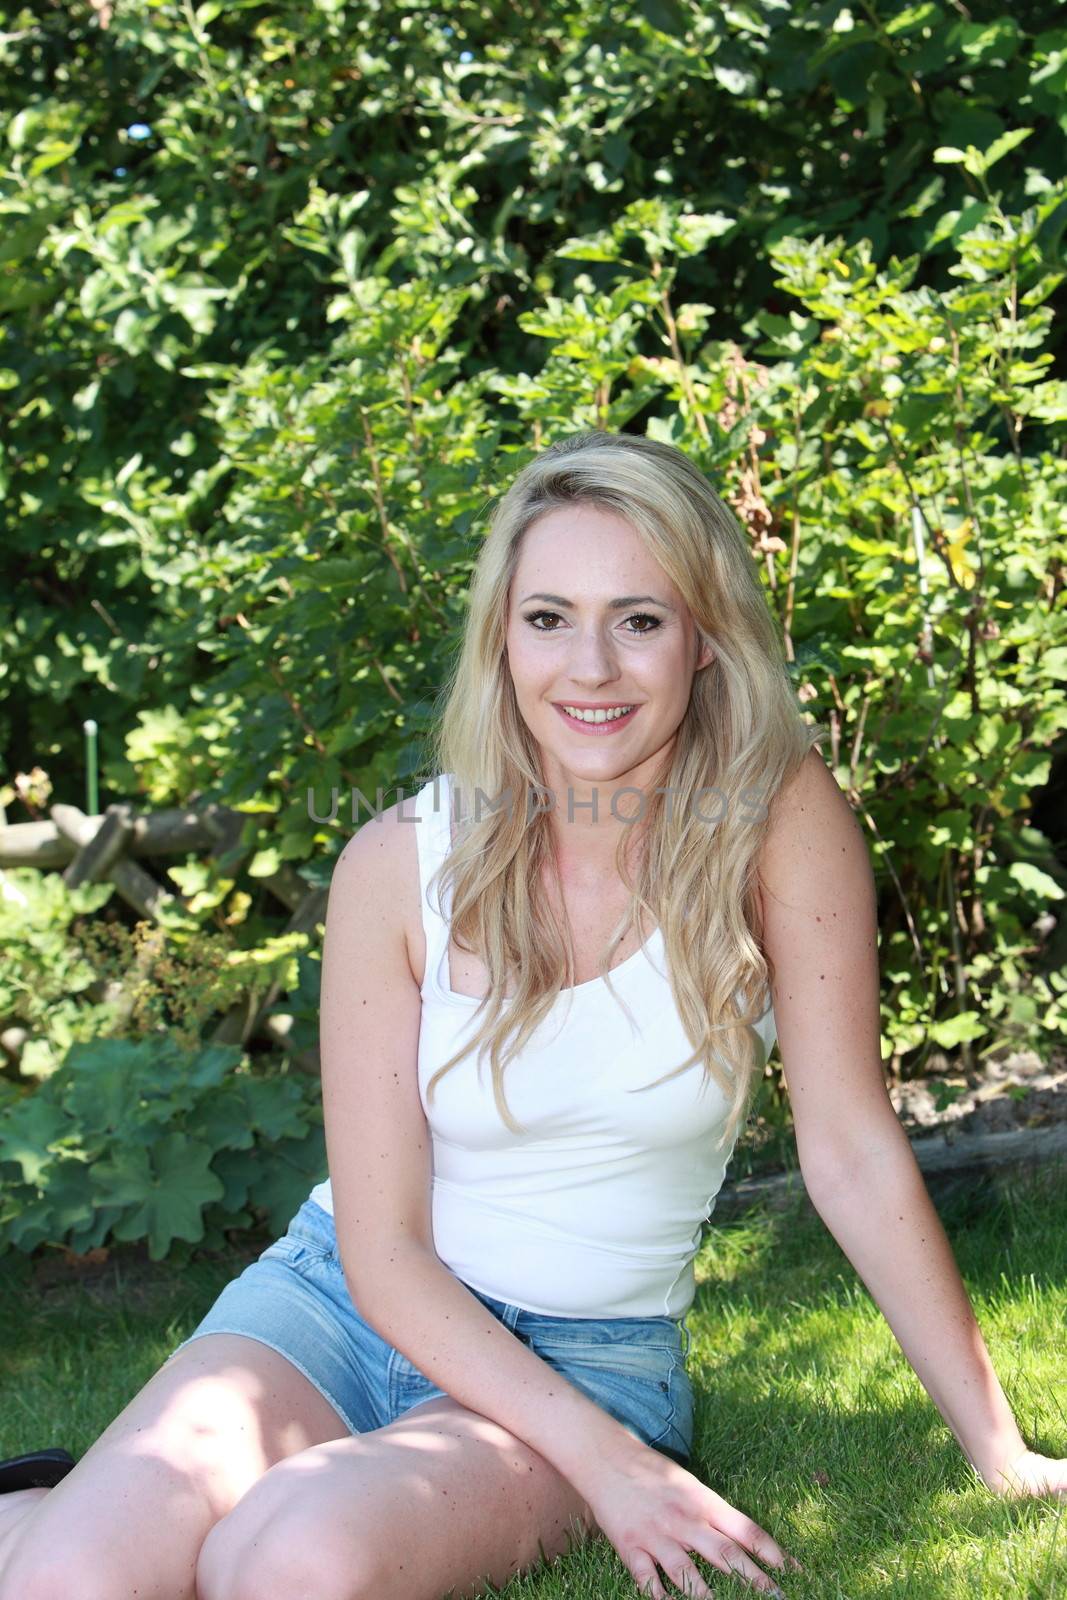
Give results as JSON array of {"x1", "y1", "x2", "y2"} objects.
[{"x1": 1, "y1": 431, "x2": 1063, "y2": 1600}]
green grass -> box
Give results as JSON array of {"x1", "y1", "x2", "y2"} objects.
[{"x1": 1, "y1": 1164, "x2": 1065, "y2": 1599}]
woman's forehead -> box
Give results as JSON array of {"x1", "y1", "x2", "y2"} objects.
[{"x1": 513, "y1": 509, "x2": 677, "y2": 593}]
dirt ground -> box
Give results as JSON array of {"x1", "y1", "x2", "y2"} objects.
[{"x1": 886, "y1": 1046, "x2": 1067, "y2": 1139}]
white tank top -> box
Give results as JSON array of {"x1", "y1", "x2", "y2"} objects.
[{"x1": 308, "y1": 772, "x2": 777, "y2": 1319}]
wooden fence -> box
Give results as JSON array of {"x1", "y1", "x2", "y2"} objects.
[{"x1": 0, "y1": 801, "x2": 326, "y2": 1071}]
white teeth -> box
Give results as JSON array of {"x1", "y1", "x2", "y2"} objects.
[{"x1": 561, "y1": 705, "x2": 635, "y2": 723}]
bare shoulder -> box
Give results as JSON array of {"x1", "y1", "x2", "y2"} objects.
[
  {"x1": 330, "y1": 795, "x2": 425, "y2": 988},
  {"x1": 756, "y1": 745, "x2": 868, "y2": 913}
]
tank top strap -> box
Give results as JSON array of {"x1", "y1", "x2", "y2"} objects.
[{"x1": 413, "y1": 772, "x2": 454, "y2": 991}]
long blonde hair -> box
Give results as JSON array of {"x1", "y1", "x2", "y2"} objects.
[{"x1": 422, "y1": 430, "x2": 825, "y2": 1148}]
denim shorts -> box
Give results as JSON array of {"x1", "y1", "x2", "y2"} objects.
[{"x1": 170, "y1": 1197, "x2": 695, "y2": 1468}]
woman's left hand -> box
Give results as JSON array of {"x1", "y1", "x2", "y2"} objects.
[{"x1": 984, "y1": 1449, "x2": 1067, "y2": 1500}]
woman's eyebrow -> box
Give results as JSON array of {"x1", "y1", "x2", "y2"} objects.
[{"x1": 518, "y1": 592, "x2": 676, "y2": 611}]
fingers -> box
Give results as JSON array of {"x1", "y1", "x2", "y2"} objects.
[
  {"x1": 631, "y1": 1538, "x2": 780, "y2": 1600},
  {"x1": 702, "y1": 1492, "x2": 798, "y2": 1574},
  {"x1": 633, "y1": 1542, "x2": 783, "y2": 1593},
  {"x1": 636, "y1": 1533, "x2": 789, "y2": 1599},
  {"x1": 653, "y1": 1556, "x2": 714, "y2": 1599},
  {"x1": 630, "y1": 1559, "x2": 667, "y2": 1600},
  {"x1": 720, "y1": 1539, "x2": 788, "y2": 1596},
  {"x1": 621, "y1": 1483, "x2": 805, "y2": 1598},
  {"x1": 689, "y1": 1532, "x2": 788, "y2": 1595}
]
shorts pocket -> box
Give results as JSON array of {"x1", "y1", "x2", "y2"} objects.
[
  {"x1": 524, "y1": 1325, "x2": 686, "y2": 1454},
  {"x1": 655, "y1": 1348, "x2": 695, "y2": 1457},
  {"x1": 256, "y1": 1235, "x2": 329, "y2": 1272},
  {"x1": 518, "y1": 1312, "x2": 678, "y2": 1358},
  {"x1": 256, "y1": 1200, "x2": 340, "y2": 1272},
  {"x1": 387, "y1": 1345, "x2": 448, "y2": 1415}
]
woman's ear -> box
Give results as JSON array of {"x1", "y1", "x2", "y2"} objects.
[{"x1": 695, "y1": 634, "x2": 715, "y2": 672}]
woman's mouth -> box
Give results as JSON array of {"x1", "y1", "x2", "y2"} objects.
[{"x1": 553, "y1": 702, "x2": 641, "y2": 736}]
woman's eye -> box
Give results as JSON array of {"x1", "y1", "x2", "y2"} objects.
[{"x1": 522, "y1": 611, "x2": 661, "y2": 635}]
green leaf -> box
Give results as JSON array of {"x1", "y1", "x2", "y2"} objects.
[
  {"x1": 884, "y1": 3, "x2": 941, "y2": 35},
  {"x1": 928, "y1": 1012, "x2": 986, "y2": 1047},
  {"x1": 246, "y1": 1128, "x2": 327, "y2": 1236},
  {"x1": 92, "y1": 1133, "x2": 224, "y2": 1261},
  {"x1": 555, "y1": 235, "x2": 622, "y2": 263},
  {"x1": 674, "y1": 213, "x2": 736, "y2": 255},
  {"x1": 28, "y1": 140, "x2": 80, "y2": 179},
  {"x1": 1009, "y1": 862, "x2": 1065, "y2": 901},
  {"x1": 2, "y1": 1161, "x2": 103, "y2": 1254},
  {"x1": 63, "y1": 1038, "x2": 157, "y2": 1135},
  {"x1": 982, "y1": 128, "x2": 1034, "y2": 171},
  {"x1": 248, "y1": 846, "x2": 284, "y2": 878},
  {"x1": 187, "y1": 1090, "x2": 257, "y2": 1153},
  {"x1": 637, "y1": 0, "x2": 689, "y2": 37},
  {"x1": 233, "y1": 1075, "x2": 310, "y2": 1143},
  {"x1": 0, "y1": 1095, "x2": 68, "y2": 1186}
]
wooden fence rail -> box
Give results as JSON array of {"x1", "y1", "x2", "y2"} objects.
[{"x1": 1, "y1": 802, "x2": 326, "y2": 1071}]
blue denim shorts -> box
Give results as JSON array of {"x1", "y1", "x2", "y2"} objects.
[{"x1": 170, "y1": 1197, "x2": 695, "y2": 1468}]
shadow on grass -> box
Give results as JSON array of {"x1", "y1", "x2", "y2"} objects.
[{"x1": 0, "y1": 1235, "x2": 260, "y2": 1456}]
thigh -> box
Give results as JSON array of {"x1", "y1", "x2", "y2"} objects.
[
  {"x1": 0, "y1": 1332, "x2": 348, "y2": 1598},
  {"x1": 196, "y1": 1394, "x2": 600, "y2": 1600}
]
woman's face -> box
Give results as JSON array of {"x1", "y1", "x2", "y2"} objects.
[{"x1": 505, "y1": 503, "x2": 714, "y2": 800}]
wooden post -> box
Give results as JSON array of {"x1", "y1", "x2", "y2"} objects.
[
  {"x1": 51, "y1": 804, "x2": 193, "y2": 926},
  {"x1": 63, "y1": 803, "x2": 134, "y2": 888},
  {"x1": 0, "y1": 806, "x2": 249, "y2": 869}
]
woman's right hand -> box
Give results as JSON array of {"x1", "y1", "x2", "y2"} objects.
[{"x1": 580, "y1": 1438, "x2": 801, "y2": 1600}]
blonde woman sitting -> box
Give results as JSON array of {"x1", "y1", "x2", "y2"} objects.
[{"x1": 2, "y1": 430, "x2": 1063, "y2": 1600}]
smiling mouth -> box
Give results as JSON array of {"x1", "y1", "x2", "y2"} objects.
[{"x1": 553, "y1": 703, "x2": 641, "y2": 733}]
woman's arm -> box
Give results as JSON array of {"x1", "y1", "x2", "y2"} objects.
[
  {"x1": 757, "y1": 751, "x2": 1066, "y2": 1499},
  {"x1": 802, "y1": 1110, "x2": 1031, "y2": 1490}
]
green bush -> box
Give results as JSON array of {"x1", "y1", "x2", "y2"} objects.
[
  {"x1": 3, "y1": 1, "x2": 1065, "y2": 1259},
  {"x1": 0, "y1": 868, "x2": 327, "y2": 1259},
  {"x1": 0, "y1": 1033, "x2": 325, "y2": 1260}
]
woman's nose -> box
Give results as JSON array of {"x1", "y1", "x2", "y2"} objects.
[{"x1": 566, "y1": 629, "x2": 620, "y2": 684}]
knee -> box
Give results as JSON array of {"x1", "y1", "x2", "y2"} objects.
[
  {"x1": 196, "y1": 1510, "x2": 381, "y2": 1600},
  {"x1": 195, "y1": 1516, "x2": 245, "y2": 1600}
]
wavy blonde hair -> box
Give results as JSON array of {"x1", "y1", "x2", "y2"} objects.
[{"x1": 421, "y1": 430, "x2": 826, "y2": 1149}]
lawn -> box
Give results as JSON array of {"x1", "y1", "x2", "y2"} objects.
[{"x1": 1, "y1": 1163, "x2": 1064, "y2": 1599}]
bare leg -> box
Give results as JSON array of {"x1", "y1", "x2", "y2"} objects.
[
  {"x1": 0, "y1": 1333, "x2": 349, "y2": 1600},
  {"x1": 0, "y1": 1491, "x2": 48, "y2": 1568},
  {"x1": 197, "y1": 1393, "x2": 599, "y2": 1600}
]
